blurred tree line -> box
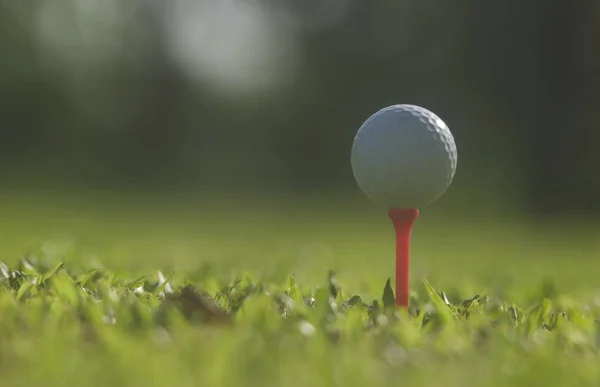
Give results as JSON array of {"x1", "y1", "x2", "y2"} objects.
[{"x1": 0, "y1": 0, "x2": 598, "y2": 216}]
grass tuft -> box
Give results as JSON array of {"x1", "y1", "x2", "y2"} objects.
[{"x1": 0, "y1": 257, "x2": 599, "y2": 386}]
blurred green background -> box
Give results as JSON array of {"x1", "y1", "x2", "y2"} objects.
[{"x1": 0, "y1": 1, "x2": 599, "y2": 293}]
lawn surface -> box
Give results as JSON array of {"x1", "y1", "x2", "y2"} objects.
[{"x1": 0, "y1": 191, "x2": 599, "y2": 387}]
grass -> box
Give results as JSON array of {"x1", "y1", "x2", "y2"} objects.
[{"x1": 0, "y1": 191, "x2": 599, "y2": 386}]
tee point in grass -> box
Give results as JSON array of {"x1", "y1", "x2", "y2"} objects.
[{"x1": 351, "y1": 104, "x2": 458, "y2": 308}]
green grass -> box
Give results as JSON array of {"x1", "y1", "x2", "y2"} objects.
[{"x1": 0, "y1": 192, "x2": 599, "y2": 386}]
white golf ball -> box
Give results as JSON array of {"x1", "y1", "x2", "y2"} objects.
[{"x1": 351, "y1": 104, "x2": 457, "y2": 209}]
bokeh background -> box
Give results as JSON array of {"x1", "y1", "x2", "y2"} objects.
[
  {"x1": 1, "y1": 0, "x2": 599, "y2": 297},
  {"x1": 2, "y1": 0, "x2": 599, "y2": 215}
]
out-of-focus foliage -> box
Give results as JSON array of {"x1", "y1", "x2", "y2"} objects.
[{"x1": 0, "y1": 0, "x2": 599, "y2": 215}]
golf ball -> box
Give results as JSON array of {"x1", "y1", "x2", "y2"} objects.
[{"x1": 351, "y1": 104, "x2": 457, "y2": 209}]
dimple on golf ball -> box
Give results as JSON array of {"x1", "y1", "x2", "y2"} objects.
[{"x1": 351, "y1": 104, "x2": 457, "y2": 209}]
